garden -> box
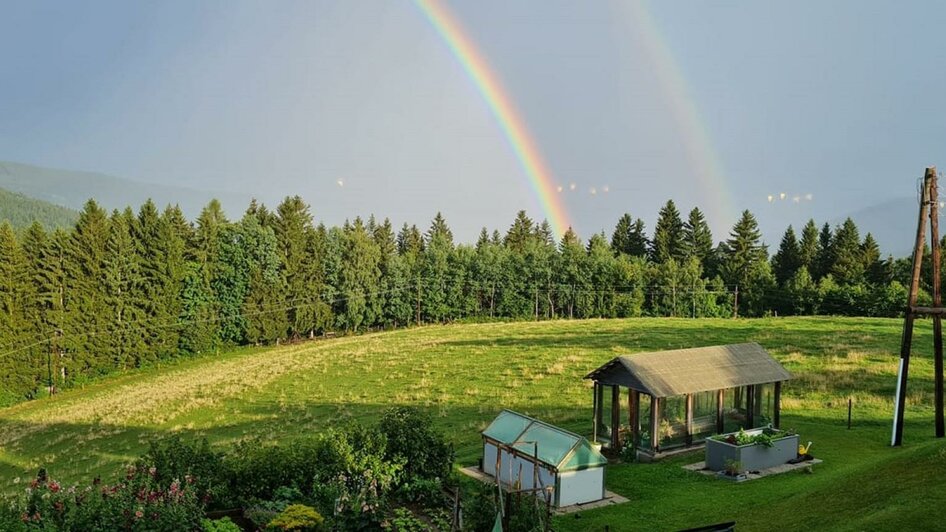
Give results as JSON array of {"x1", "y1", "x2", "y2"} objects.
[{"x1": 0, "y1": 407, "x2": 470, "y2": 531}]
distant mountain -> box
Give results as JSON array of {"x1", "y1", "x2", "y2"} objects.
[
  {"x1": 0, "y1": 187, "x2": 79, "y2": 231},
  {"x1": 0, "y1": 160, "x2": 252, "y2": 219},
  {"x1": 833, "y1": 196, "x2": 928, "y2": 258}
]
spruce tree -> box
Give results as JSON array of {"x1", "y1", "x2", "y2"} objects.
[
  {"x1": 814, "y1": 222, "x2": 834, "y2": 281},
  {"x1": 799, "y1": 219, "x2": 819, "y2": 272},
  {"x1": 610, "y1": 214, "x2": 634, "y2": 256},
  {"x1": 504, "y1": 211, "x2": 535, "y2": 253},
  {"x1": 772, "y1": 226, "x2": 802, "y2": 286},
  {"x1": 651, "y1": 200, "x2": 686, "y2": 263},
  {"x1": 683, "y1": 207, "x2": 714, "y2": 268},
  {"x1": 830, "y1": 218, "x2": 864, "y2": 285}
]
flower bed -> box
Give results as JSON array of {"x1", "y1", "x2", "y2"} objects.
[{"x1": 705, "y1": 428, "x2": 799, "y2": 473}]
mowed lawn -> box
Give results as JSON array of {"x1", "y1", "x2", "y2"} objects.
[{"x1": 1, "y1": 317, "x2": 945, "y2": 530}]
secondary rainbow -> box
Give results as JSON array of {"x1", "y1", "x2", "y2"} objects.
[
  {"x1": 621, "y1": 1, "x2": 736, "y2": 231},
  {"x1": 414, "y1": 0, "x2": 571, "y2": 238}
]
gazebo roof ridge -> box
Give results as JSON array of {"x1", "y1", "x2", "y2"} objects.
[{"x1": 584, "y1": 342, "x2": 792, "y2": 398}]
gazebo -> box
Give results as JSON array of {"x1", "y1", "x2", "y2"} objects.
[{"x1": 584, "y1": 343, "x2": 792, "y2": 458}]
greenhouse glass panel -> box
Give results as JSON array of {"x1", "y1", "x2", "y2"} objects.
[
  {"x1": 753, "y1": 383, "x2": 775, "y2": 427},
  {"x1": 637, "y1": 394, "x2": 653, "y2": 451},
  {"x1": 723, "y1": 387, "x2": 749, "y2": 433},
  {"x1": 691, "y1": 390, "x2": 718, "y2": 442},
  {"x1": 659, "y1": 395, "x2": 688, "y2": 448},
  {"x1": 483, "y1": 410, "x2": 533, "y2": 443}
]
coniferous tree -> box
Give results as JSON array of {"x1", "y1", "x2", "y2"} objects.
[
  {"x1": 627, "y1": 218, "x2": 649, "y2": 258},
  {"x1": 772, "y1": 226, "x2": 802, "y2": 286},
  {"x1": 722, "y1": 210, "x2": 773, "y2": 316},
  {"x1": 830, "y1": 218, "x2": 864, "y2": 285},
  {"x1": 611, "y1": 214, "x2": 634, "y2": 256},
  {"x1": 423, "y1": 213, "x2": 454, "y2": 322},
  {"x1": 651, "y1": 200, "x2": 686, "y2": 263},
  {"x1": 683, "y1": 207, "x2": 714, "y2": 269},
  {"x1": 556, "y1": 228, "x2": 584, "y2": 319},
  {"x1": 504, "y1": 211, "x2": 535, "y2": 253},
  {"x1": 338, "y1": 218, "x2": 381, "y2": 331},
  {"x1": 104, "y1": 209, "x2": 145, "y2": 368},
  {"x1": 0, "y1": 222, "x2": 32, "y2": 401},
  {"x1": 274, "y1": 196, "x2": 315, "y2": 338},
  {"x1": 64, "y1": 200, "x2": 110, "y2": 376},
  {"x1": 799, "y1": 219, "x2": 820, "y2": 273},
  {"x1": 813, "y1": 222, "x2": 834, "y2": 281}
]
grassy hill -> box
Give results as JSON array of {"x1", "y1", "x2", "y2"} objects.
[
  {"x1": 0, "y1": 187, "x2": 78, "y2": 230},
  {"x1": 0, "y1": 160, "x2": 251, "y2": 218},
  {"x1": 0, "y1": 317, "x2": 944, "y2": 530}
]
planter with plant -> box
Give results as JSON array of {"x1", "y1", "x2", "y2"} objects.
[{"x1": 705, "y1": 427, "x2": 799, "y2": 473}]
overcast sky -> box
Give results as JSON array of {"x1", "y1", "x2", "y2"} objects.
[{"x1": 2, "y1": 1, "x2": 945, "y2": 243}]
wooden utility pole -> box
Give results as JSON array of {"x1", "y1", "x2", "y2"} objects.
[{"x1": 892, "y1": 167, "x2": 945, "y2": 446}]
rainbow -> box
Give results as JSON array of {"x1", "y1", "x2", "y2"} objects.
[
  {"x1": 414, "y1": 0, "x2": 571, "y2": 238},
  {"x1": 620, "y1": 1, "x2": 735, "y2": 231}
]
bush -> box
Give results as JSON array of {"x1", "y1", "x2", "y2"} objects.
[
  {"x1": 0, "y1": 467, "x2": 204, "y2": 531},
  {"x1": 379, "y1": 407, "x2": 454, "y2": 483},
  {"x1": 138, "y1": 436, "x2": 229, "y2": 508},
  {"x1": 202, "y1": 516, "x2": 243, "y2": 532},
  {"x1": 266, "y1": 504, "x2": 325, "y2": 531}
]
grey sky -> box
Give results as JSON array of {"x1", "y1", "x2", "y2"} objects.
[{"x1": 2, "y1": 1, "x2": 945, "y2": 244}]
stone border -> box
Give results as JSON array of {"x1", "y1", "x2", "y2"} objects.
[{"x1": 683, "y1": 458, "x2": 823, "y2": 482}]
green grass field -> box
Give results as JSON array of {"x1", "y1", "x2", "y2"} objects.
[{"x1": 1, "y1": 317, "x2": 944, "y2": 531}]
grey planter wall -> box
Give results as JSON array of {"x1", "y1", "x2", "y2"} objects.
[{"x1": 705, "y1": 430, "x2": 799, "y2": 472}]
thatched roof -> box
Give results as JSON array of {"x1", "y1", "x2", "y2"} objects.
[{"x1": 583, "y1": 343, "x2": 791, "y2": 398}]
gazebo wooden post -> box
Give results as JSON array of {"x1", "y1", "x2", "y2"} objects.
[
  {"x1": 629, "y1": 389, "x2": 640, "y2": 450},
  {"x1": 746, "y1": 385, "x2": 755, "y2": 428},
  {"x1": 685, "y1": 394, "x2": 694, "y2": 446},
  {"x1": 592, "y1": 382, "x2": 599, "y2": 443},
  {"x1": 650, "y1": 396, "x2": 660, "y2": 452},
  {"x1": 611, "y1": 385, "x2": 621, "y2": 450},
  {"x1": 774, "y1": 381, "x2": 782, "y2": 428},
  {"x1": 716, "y1": 389, "x2": 725, "y2": 433}
]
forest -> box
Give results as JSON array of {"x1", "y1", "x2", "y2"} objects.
[{"x1": 0, "y1": 196, "x2": 933, "y2": 404}]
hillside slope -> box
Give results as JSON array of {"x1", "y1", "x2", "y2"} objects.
[
  {"x1": 0, "y1": 187, "x2": 78, "y2": 230},
  {"x1": 0, "y1": 317, "x2": 942, "y2": 530},
  {"x1": 0, "y1": 160, "x2": 251, "y2": 218}
]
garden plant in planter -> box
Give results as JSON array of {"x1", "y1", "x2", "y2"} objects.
[{"x1": 705, "y1": 427, "x2": 800, "y2": 474}]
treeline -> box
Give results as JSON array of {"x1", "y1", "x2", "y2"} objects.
[{"x1": 0, "y1": 196, "x2": 929, "y2": 403}]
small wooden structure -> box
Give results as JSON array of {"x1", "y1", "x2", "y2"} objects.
[{"x1": 584, "y1": 343, "x2": 791, "y2": 458}]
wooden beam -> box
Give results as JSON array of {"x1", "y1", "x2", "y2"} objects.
[
  {"x1": 685, "y1": 393, "x2": 694, "y2": 446},
  {"x1": 629, "y1": 390, "x2": 640, "y2": 451},
  {"x1": 716, "y1": 389, "x2": 725, "y2": 434},
  {"x1": 746, "y1": 385, "x2": 755, "y2": 428},
  {"x1": 650, "y1": 396, "x2": 660, "y2": 452},
  {"x1": 592, "y1": 383, "x2": 599, "y2": 443},
  {"x1": 894, "y1": 169, "x2": 932, "y2": 446},
  {"x1": 909, "y1": 306, "x2": 946, "y2": 316},
  {"x1": 611, "y1": 385, "x2": 621, "y2": 450},
  {"x1": 774, "y1": 381, "x2": 782, "y2": 429},
  {"x1": 932, "y1": 168, "x2": 945, "y2": 438}
]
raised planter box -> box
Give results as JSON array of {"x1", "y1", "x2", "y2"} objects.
[{"x1": 705, "y1": 429, "x2": 799, "y2": 473}]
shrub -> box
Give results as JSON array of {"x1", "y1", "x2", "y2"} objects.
[
  {"x1": 379, "y1": 407, "x2": 454, "y2": 483},
  {"x1": 137, "y1": 436, "x2": 229, "y2": 508},
  {"x1": 266, "y1": 504, "x2": 325, "y2": 531},
  {"x1": 202, "y1": 516, "x2": 243, "y2": 532},
  {"x1": 0, "y1": 467, "x2": 204, "y2": 531}
]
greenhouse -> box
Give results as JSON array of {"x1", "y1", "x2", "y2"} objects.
[
  {"x1": 480, "y1": 410, "x2": 608, "y2": 507},
  {"x1": 584, "y1": 343, "x2": 792, "y2": 458}
]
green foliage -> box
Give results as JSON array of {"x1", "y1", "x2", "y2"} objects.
[
  {"x1": 266, "y1": 504, "x2": 324, "y2": 531},
  {"x1": 0, "y1": 187, "x2": 77, "y2": 231},
  {"x1": 202, "y1": 516, "x2": 243, "y2": 532},
  {"x1": 0, "y1": 467, "x2": 203, "y2": 531},
  {"x1": 0, "y1": 193, "x2": 937, "y2": 404}
]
